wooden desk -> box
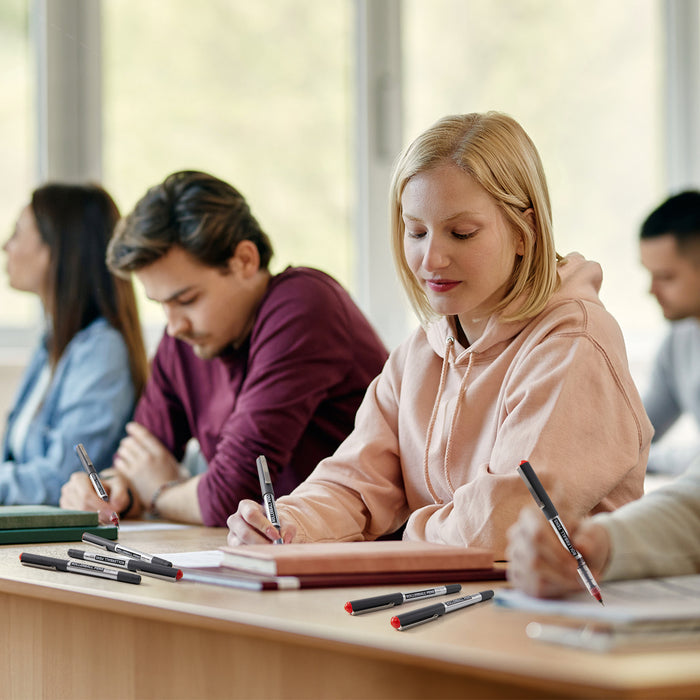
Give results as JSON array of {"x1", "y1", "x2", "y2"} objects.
[{"x1": 1, "y1": 527, "x2": 699, "y2": 700}]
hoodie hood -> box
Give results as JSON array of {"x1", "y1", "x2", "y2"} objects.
[
  {"x1": 420, "y1": 252, "x2": 606, "y2": 503},
  {"x1": 425, "y1": 252, "x2": 603, "y2": 360}
]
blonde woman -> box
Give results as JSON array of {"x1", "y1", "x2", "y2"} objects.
[{"x1": 228, "y1": 112, "x2": 652, "y2": 557}]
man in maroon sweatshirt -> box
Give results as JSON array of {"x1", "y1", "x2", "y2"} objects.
[{"x1": 60, "y1": 170, "x2": 388, "y2": 526}]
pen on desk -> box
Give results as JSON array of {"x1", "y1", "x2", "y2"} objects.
[
  {"x1": 256, "y1": 455, "x2": 284, "y2": 544},
  {"x1": 516, "y1": 459, "x2": 604, "y2": 605},
  {"x1": 390, "y1": 590, "x2": 494, "y2": 630},
  {"x1": 19, "y1": 552, "x2": 141, "y2": 585},
  {"x1": 82, "y1": 531, "x2": 174, "y2": 568},
  {"x1": 75, "y1": 443, "x2": 119, "y2": 527},
  {"x1": 67, "y1": 548, "x2": 183, "y2": 582},
  {"x1": 345, "y1": 584, "x2": 462, "y2": 615}
]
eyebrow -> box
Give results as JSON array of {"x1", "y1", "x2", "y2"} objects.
[
  {"x1": 151, "y1": 285, "x2": 198, "y2": 304},
  {"x1": 402, "y1": 210, "x2": 481, "y2": 224}
]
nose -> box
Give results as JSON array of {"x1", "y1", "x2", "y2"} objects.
[
  {"x1": 421, "y1": 233, "x2": 449, "y2": 271},
  {"x1": 164, "y1": 306, "x2": 190, "y2": 338}
]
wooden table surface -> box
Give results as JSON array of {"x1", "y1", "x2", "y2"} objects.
[{"x1": 1, "y1": 526, "x2": 699, "y2": 700}]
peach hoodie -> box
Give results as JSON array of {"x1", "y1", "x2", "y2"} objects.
[{"x1": 277, "y1": 254, "x2": 652, "y2": 558}]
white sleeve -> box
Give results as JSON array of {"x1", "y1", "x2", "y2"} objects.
[{"x1": 593, "y1": 460, "x2": 700, "y2": 580}]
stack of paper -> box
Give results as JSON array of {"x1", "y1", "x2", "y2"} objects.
[{"x1": 495, "y1": 575, "x2": 700, "y2": 651}]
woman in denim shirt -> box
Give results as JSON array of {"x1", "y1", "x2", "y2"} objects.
[{"x1": 1, "y1": 184, "x2": 149, "y2": 505}]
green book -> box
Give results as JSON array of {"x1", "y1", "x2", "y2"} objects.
[
  {"x1": 0, "y1": 505, "x2": 99, "y2": 530},
  {"x1": 0, "y1": 524, "x2": 118, "y2": 545}
]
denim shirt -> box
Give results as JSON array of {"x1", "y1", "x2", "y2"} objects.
[{"x1": 1, "y1": 317, "x2": 136, "y2": 505}]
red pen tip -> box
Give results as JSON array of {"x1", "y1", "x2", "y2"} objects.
[
  {"x1": 110, "y1": 512, "x2": 120, "y2": 527},
  {"x1": 344, "y1": 601, "x2": 353, "y2": 614},
  {"x1": 592, "y1": 588, "x2": 604, "y2": 605},
  {"x1": 390, "y1": 616, "x2": 401, "y2": 629}
]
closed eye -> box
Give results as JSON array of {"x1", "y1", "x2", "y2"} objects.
[{"x1": 452, "y1": 230, "x2": 477, "y2": 240}]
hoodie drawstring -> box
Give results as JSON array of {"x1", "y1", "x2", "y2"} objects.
[
  {"x1": 443, "y1": 352, "x2": 473, "y2": 494},
  {"x1": 423, "y1": 336, "x2": 474, "y2": 503}
]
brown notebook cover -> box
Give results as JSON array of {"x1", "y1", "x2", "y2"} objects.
[
  {"x1": 183, "y1": 565, "x2": 506, "y2": 590},
  {"x1": 219, "y1": 540, "x2": 494, "y2": 577}
]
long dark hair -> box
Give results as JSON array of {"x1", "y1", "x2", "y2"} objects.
[{"x1": 31, "y1": 183, "x2": 149, "y2": 396}]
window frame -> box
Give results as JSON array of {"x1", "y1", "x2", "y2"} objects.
[{"x1": 9, "y1": 0, "x2": 700, "y2": 355}]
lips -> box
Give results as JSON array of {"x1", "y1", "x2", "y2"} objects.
[{"x1": 425, "y1": 279, "x2": 460, "y2": 293}]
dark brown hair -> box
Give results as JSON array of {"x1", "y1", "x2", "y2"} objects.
[
  {"x1": 31, "y1": 183, "x2": 149, "y2": 396},
  {"x1": 107, "y1": 170, "x2": 273, "y2": 274}
]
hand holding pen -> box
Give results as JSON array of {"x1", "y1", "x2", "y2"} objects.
[
  {"x1": 515, "y1": 460, "x2": 604, "y2": 605},
  {"x1": 225, "y1": 456, "x2": 297, "y2": 545},
  {"x1": 506, "y1": 505, "x2": 611, "y2": 600},
  {"x1": 75, "y1": 443, "x2": 119, "y2": 527}
]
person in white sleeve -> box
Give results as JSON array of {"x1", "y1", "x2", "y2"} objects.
[{"x1": 506, "y1": 457, "x2": 700, "y2": 597}]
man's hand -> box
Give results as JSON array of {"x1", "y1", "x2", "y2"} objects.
[
  {"x1": 60, "y1": 470, "x2": 140, "y2": 524},
  {"x1": 227, "y1": 499, "x2": 297, "y2": 546},
  {"x1": 113, "y1": 422, "x2": 181, "y2": 508},
  {"x1": 505, "y1": 506, "x2": 611, "y2": 598}
]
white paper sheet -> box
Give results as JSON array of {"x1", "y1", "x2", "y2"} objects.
[{"x1": 495, "y1": 574, "x2": 700, "y2": 627}]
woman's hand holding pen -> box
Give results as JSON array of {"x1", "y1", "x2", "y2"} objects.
[
  {"x1": 505, "y1": 506, "x2": 611, "y2": 598},
  {"x1": 60, "y1": 470, "x2": 139, "y2": 523},
  {"x1": 226, "y1": 499, "x2": 297, "y2": 546}
]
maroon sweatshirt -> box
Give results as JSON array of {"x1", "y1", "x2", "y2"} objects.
[{"x1": 133, "y1": 267, "x2": 388, "y2": 526}]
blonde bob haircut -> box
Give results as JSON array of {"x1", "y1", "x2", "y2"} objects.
[{"x1": 390, "y1": 111, "x2": 562, "y2": 325}]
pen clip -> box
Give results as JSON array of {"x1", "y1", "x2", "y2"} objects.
[
  {"x1": 395, "y1": 614, "x2": 440, "y2": 631},
  {"x1": 352, "y1": 602, "x2": 397, "y2": 615},
  {"x1": 75, "y1": 443, "x2": 91, "y2": 471},
  {"x1": 256, "y1": 455, "x2": 272, "y2": 487}
]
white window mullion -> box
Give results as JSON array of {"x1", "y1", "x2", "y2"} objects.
[
  {"x1": 664, "y1": 0, "x2": 700, "y2": 192},
  {"x1": 31, "y1": 0, "x2": 102, "y2": 184},
  {"x1": 353, "y1": 0, "x2": 413, "y2": 350}
]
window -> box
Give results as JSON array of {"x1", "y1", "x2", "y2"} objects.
[
  {"x1": 0, "y1": 0, "x2": 35, "y2": 354},
  {"x1": 403, "y1": 0, "x2": 666, "y2": 385},
  {"x1": 101, "y1": 0, "x2": 354, "y2": 339},
  {"x1": 2, "y1": 0, "x2": 697, "y2": 377}
]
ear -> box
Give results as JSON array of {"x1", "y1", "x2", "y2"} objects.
[{"x1": 227, "y1": 240, "x2": 261, "y2": 278}]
